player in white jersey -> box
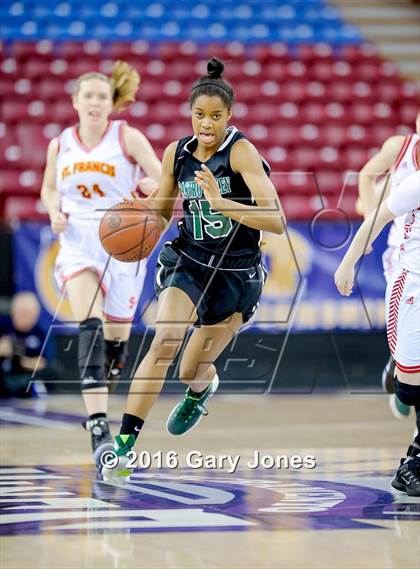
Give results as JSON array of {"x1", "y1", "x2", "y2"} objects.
[
  {"x1": 336, "y1": 170, "x2": 420, "y2": 496},
  {"x1": 41, "y1": 61, "x2": 162, "y2": 467},
  {"x1": 357, "y1": 113, "x2": 420, "y2": 419}
]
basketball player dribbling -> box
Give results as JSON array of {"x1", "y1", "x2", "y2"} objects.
[
  {"x1": 357, "y1": 113, "x2": 419, "y2": 431},
  {"x1": 336, "y1": 170, "x2": 420, "y2": 496},
  {"x1": 102, "y1": 57, "x2": 286, "y2": 482},
  {"x1": 40, "y1": 61, "x2": 161, "y2": 468}
]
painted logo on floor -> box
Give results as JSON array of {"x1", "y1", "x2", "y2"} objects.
[{"x1": 0, "y1": 466, "x2": 419, "y2": 534}]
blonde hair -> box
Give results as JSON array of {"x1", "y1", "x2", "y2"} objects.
[{"x1": 73, "y1": 60, "x2": 141, "y2": 112}]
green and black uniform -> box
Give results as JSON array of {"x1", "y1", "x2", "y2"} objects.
[{"x1": 155, "y1": 126, "x2": 270, "y2": 325}]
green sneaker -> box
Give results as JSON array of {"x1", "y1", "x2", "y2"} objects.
[
  {"x1": 101, "y1": 434, "x2": 136, "y2": 483},
  {"x1": 167, "y1": 375, "x2": 219, "y2": 436},
  {"x1": 389, "y1": 394, "x2": 412, "y2": 420}
]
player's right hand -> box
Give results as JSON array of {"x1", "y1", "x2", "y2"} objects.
[
  {"x1": 50, "y1": 211, "x2": 67, "y2": 233},
  {"x1": 334, "y1": 262, "x2": 355, "y2": 296}
]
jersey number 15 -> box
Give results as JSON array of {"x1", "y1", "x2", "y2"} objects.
[{"x1": 189, "y1": 199, "x2": 233, "y2": 240}]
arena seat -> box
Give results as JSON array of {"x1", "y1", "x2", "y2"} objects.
[
  {"x1": 16, "y1": 125, "x2": 49, "y2": 168},
  {"x1": 4, "y1": 195, "x2": 48, "y2": 223},
  {"x1": 0, "y1": 1, "x2": 417, "y2": 222}
]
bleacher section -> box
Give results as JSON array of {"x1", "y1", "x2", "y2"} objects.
[{"x1": 0, "y1": 1, "x2": 418, "y2": 222}]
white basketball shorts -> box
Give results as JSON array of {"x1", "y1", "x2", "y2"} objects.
[
  {"x1": 385, "y1": 268, "x2": 420, "y2": 374},
  {"x1": 382, "y1": 245, "x2": 400, "y2": 284},
  {"x1": 54, "y1": 215, "x2": 147, "y2": 322}
]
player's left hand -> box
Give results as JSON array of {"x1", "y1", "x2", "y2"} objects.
[
  {"x1": 194, "y1": 164, "x2": 224, "y2": 210},
  {"x1": 138, "y1": 177, "x2": 159, "y2": 196},
  {"x1": 334, "y1": 262, "x2": 355, "y2": 296}
]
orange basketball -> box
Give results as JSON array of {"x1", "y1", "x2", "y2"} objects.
[{"x1": 99, "y1": 201, "x2": 162, "y2": 262}]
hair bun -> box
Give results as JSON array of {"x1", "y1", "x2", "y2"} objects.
[{"x1": 207, "y1": 57, "x2": 224, "y2": 79}]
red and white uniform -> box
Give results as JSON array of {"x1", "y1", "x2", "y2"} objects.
[
  {"x1": 383, "y1": 133, "x2": 420, "y2": 282},
  {"x1": 54, "y1": 120, "x2": 146, "y2": 322},
  {"x1": 385, "y1": 170, "x2": 420, "y2": 374}
]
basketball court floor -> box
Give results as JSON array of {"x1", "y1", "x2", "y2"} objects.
[{"x1": 1, "y1": 393, "x2": 419, "y2": 569}]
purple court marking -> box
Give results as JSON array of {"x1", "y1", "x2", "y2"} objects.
[
  {"x1": 0, "y1": 466, "x2": 419, "y2": 535},
  {"x1": 0, "y1": 403, "x2": 119, "y2": 427}
]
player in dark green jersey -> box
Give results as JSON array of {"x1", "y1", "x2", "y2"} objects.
[{"x1": 102, "y1": 57, "x2": 286, "y2": 482}]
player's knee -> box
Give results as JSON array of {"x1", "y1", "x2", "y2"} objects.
[
  {"x1": 78, "y1": 317, "x2": 107, "y2": 390},
  {"x1": 394, "y1": 378, "x2": 420, "y2": 406}
]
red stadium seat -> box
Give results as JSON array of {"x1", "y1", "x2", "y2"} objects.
[
  {"x1": 234, "y1": 81, "x2": 262, "y2": 102},
  {"x1": 316, "y1": 171, "x2": 343, "y2": 196},
  {"x1": 372, "y1": 102, "x2": 397, "y2": 124},
  {"x1": 277, "y1": 102, "x2": 300, "y2": 124},
  {"x1": 164, "y1": 123, "x2": 191, "y2": 141},
  {"x1": 281, "y1": 195, "x2": 313, "y2": 220},
  {"x1": 0, "y1": 78, "x2": 16, "y2": 99},
  {"x1": 203, "y1": 43, "x2": 246, "y2": 61},
  {"x1": 399, "y1": 105, "x2": 419, "y2": 125},
  {"x1": 324, "y1": 102, "x2": 347, "y2": 124},
  {"x1": 319, "y1": 125, "x2": 347, "y2": 147},
  {"x1": 309, "y1": 61, "x2": 333, "y2": 82},
  {"x1": 290, "y1": 146, "x2": 320, "y2": 170},
  {"x1": 378, "y1": 61, "x2": 399, "y2": 80},
  {"x1": 58, "y1": 41, "x2": 103, "y2": 61},
  {"x1": 265, "y1": 147, "x2": 292, "y2": 171},
  {"x1": 1, "y1": 58, "x2": 19, "y2": 80},
  {"x1": 304, "y1": 81, "x2": 328, "y2": 102},
  {"x1": 375, "y1": 82, "x2": 402, "y2": 103},
  {"x1": 339, "y1": 44, "x2": 380, "y2": 64},
  {"x1": 273, "y1": 172, "x2": 314, "y2": 195},
  {"x1": 10, "y1": 40, "x2": 54, "y2": 62},
  {"x1": 50, "y1": 101, "x2": 77, "y2": 124},
  {"x1": 146, "y1": 101, "x2": 180, "y2": 123},
  {"x1": 351, "y1": 82, "x2": 375, "y2": 102},
  {"x1": 22, "y1": 60, "x2": 51, "y2": 79},
  {"x1": 296, "y1": 44, "x2": 333, "y2": 63},
  {"x1": 267, "y1": 125, "x2": 300, "y2": 148},
  {"x1": 348, "y1": 103, "x2": 375, "y2": 125},
  {"x1": 317, "y1": 147, "x2": 341, "y2": 170},
  {"x1": 157, "y1": 41, "x2": 199, "y2": 62},
  {"x1": 262, "y1": 62, "x2": 287, "y2": 81},
  {"x1": 167, "y1": 60, "x2": 199, "y2": 80},
  {"x1": 354, "y1": 63, "x2": 381, "y2": 83},
  {"x1": 16, "y1": 125, "x2": 49, "y2": 168},
  {"x1": 300, "y1": 102, "x2": 326, "y2": 124},
  {"x1": 345, "y1": 125, "x2": 372, "y2": 148},
  {"x1": 331, "y1": 61, "x2": 354, "y2": 82},
  {"x1": 1, "y1": 101, "x2": 28, "y2": 123},
  {"x1": 4, "y1": 196, "x2": 48, "y2": 222},
  {"x1": 342, "y1": 147, "x2": 370, "y2": 171},
  {"x1": 107, "y1": 40, "x2": 150, "y2": 61},
  {"x1": 327, "y1": 82, "x2": 353, "y2": 103},
  {"x1": 247, "y1": 103, "x2": 279, "y2": 124},
  {"x1": 0, "y1": 169, "x2": 22, "y2": 193},
  {"x1": 67, "y1": 59, "x2": 100, "y2": 77},
  {"x1": 279, "y1": 82, "x2": 306, "y2": 103},
  {"x1": 36, "y1": 78, "x2": 69, "y2": 101},
  {"x1": 251, "y1": 43, "x2": 290, "y2": 63}
]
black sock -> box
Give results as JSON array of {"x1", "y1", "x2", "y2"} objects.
[
  {"x1": 120, "y1": 413, "x2": 144, "y2": 441},
  {"x1": 190, "y1": 386, "x2": 208, "y2": 397},
  {"x1": 105, "y1": 339, "x2": 128, "y2": 376},
  {"x1": 89, "y1": 412, "x2": 107, "y2": 421}
]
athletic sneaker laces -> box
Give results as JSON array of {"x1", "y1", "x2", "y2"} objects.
[{"x1": 178, "y1": 391, "x2": 209, "y2": 420}]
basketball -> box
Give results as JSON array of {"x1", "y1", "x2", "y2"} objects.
[{"x1": 99, "y1": 201, "x2": 161, "y2": 262}]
